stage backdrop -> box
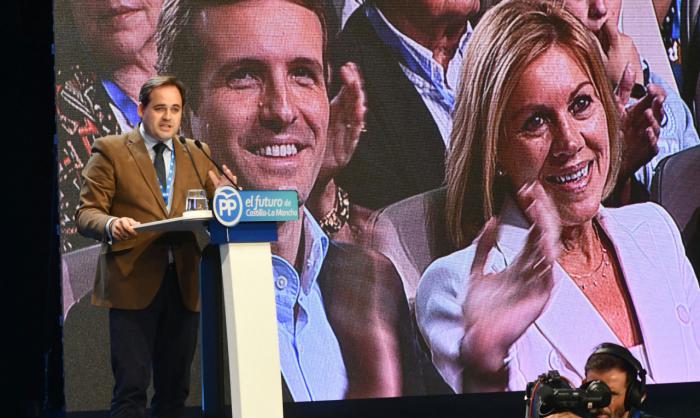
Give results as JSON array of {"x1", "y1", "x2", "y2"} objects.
[{"x1": 55, "y1": 0, "x2": 699, "y2": 413}]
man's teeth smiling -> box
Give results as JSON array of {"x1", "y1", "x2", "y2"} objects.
[
  {"x1": 550, "y1": 163, "x2": 590, "y2": 184},
  {"x1": 255, "y1": 144, "x2": 299, "y2": 157}
]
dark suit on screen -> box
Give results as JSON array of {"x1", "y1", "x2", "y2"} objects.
[
  {"x1": 332, "y1": 6, "x2": 446, "y2": 210},
  {"x1": 318, "y1": 242, "x2": 452, "y2": 397}
]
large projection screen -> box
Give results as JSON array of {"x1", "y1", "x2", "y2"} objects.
[{"x1": 55, "y1": 0, "x2": 700, "y2": 414}]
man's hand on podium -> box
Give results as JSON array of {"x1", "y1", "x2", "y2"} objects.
[
  {"x1": 111, "y1": 217, "x2": 140, "y2": 241},
  {"x1": 208, "y1": 164, "x2": 239, "y2": 189}
]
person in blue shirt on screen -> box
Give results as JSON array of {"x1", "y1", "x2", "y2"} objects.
[{"x1": 156, "y1": 0, "x2": 424, "y2": 401}]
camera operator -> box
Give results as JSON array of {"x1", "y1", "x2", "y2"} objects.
[{"x1": 549, "y1": 343, "x2": 660, "y2": 418}]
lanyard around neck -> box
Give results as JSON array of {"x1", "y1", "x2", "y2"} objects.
[{"x1": 156, "y1": 146, "x2": 176, "y2": 208}]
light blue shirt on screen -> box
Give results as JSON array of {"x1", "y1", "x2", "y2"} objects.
[
  {"x1": 102, "y1": 79, "x2": 140, "y2": 128},
  {"x1": 366, "y1": 5, "x2": 471, "y2": 146},
  {"x1": 274, "y1": 208, "x2": 348, "y2": 401}
]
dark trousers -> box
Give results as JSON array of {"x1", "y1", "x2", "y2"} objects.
[{"x1": 109, "y1": 265, "x2": 199, "y2": 418}]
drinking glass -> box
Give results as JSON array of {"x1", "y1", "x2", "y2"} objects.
[{"x1": 185, "y1": 189, "x2": 209, "y2": 211}]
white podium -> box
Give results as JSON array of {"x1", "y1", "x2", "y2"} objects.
[{"x1": 137, "y1": 209, "x2": 285, "y2": 418}]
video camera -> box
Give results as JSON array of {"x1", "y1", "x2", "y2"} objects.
[{"x1": 524, "y1": 370, "x2": 612, "y2": 418}]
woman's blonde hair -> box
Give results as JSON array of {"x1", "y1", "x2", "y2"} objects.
[{"x1": 445, "y1": 0, "x2": 621, "y2": 248}]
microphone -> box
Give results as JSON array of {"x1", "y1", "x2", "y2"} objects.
[
  {"x1": 193, "y1": 139, "x2": 240, "y2": 189},
  {"x1": 177, "y1": 136, "x2": 207, "y2": 190}
]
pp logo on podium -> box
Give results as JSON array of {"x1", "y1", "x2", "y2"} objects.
[{"x1": 213, "y1": 186, "x2": 243, "y2": 227}]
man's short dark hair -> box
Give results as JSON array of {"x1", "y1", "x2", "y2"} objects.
[
  {"x1": 585, "y1": 353, "x2": 635, "y2": 387},
  {"x1": 156, "y1": 0, "x2": 328, "y2": 110},
  {"x1": 138, "y1": 75, "x2": 187, "y2": 107},
  {"x1": 585, "y1": 343, "x2": 637, "y2": 388}
]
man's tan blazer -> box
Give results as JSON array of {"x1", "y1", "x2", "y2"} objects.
[{"x1": 76, "y1": 129, "x2": 216, "y2": 311}]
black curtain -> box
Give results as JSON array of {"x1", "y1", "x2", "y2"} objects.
[{"x1": 5, "y1": 1, "x2": 62, "y2": 417}]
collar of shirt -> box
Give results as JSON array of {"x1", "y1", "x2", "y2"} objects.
[
  {"x1": 102, "y1": 79, "x2": 140, "y2": 128},
  {"x1": 139, "y1": 123, "x2": 173, "y2": 155},
  {"x1": 366, "y1": 5, "x2": 471, "y2": 113},
  {"x1": 272, "y1": 207, "x2": 329, "y2": 294}
]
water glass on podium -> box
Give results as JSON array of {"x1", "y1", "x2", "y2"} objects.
[{"x1": 186, "y1": 189, "x2": 209, "y2": 212}]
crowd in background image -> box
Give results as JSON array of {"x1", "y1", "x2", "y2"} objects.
[{"x1": 55, "y1": 0, "x2": 700, "y2": 405}]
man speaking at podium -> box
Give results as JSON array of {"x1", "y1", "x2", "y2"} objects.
[{"x1": 76, "y1": 75, "x2": 231, "y2": 418}]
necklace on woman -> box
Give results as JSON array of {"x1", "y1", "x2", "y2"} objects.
[{"x1": 565, "y1": 223, "x2": 610, "y2": 290}]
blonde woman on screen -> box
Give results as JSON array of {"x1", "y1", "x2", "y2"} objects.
[{"x1": 415, "y1": 0, "x2": 700, "y2": 393}]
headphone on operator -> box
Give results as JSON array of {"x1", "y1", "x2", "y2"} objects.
[{"x1": 590, "y1": 343, "x2": 647, "y2": 411}]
